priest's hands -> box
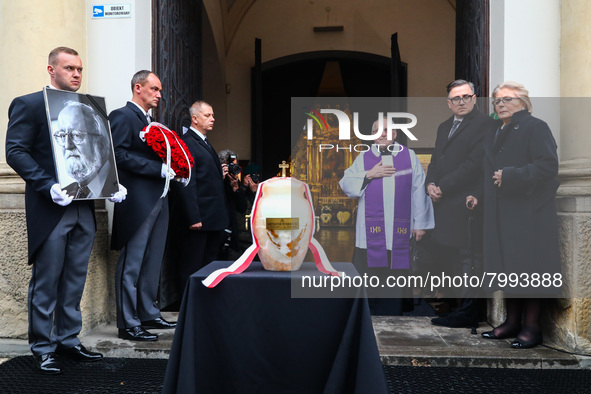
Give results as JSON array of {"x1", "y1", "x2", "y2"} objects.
[{"x1": 366, "y1": 161, "x2": 396, "y2": 180}]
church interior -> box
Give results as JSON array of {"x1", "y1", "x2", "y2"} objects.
[{"x1": 172, "y1": 0, "x2": 470, "y2": 262}]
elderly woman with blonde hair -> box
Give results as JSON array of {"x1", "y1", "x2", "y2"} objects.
[{"x1": 466, "y1": 81, "x2": 561, "y2": 349}]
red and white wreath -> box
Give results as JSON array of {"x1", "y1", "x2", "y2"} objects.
[{"x1": 140, "y1": 122, "x2": 194, "y2": 197}]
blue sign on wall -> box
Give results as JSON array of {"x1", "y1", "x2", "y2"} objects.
[
  {"x1": 93, "y1": 5, "x2": 105, "y2": 18},
  {"x1": 92, "y1": 4, "x2": 131, "y2": 19}
]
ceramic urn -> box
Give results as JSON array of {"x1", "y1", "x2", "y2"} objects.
[{"x1": 252, "y1": 177, "x2": 313, "y2": 271}]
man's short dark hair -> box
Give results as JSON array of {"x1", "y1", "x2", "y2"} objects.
[
  {"x1": 131, "y1": 70, "x2": 158, "y2": 92},
  {"x1": 446, "y1": 79, "x2": 475, "y2": 96},
  {"x1": 48, "y1": 47, "x2": 79, "y2": 66},
  {"x1": 218, "y1": 149, "x2": 237, "y2": 164}
]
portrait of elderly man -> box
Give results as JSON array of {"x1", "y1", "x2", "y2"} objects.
[{"x1": 53, "y1": 101, "x2": 119, "y2": 199}]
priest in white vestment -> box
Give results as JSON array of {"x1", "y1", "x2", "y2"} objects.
[{"x1": 339, "y1": 120, "x2": 434, "y2": 315}]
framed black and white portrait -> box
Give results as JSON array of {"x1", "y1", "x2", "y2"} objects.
[{"x1": 44, "y1": 87, "x2": 119, "y2": 200}]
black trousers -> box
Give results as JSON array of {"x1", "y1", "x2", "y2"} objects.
[
  {"x1": 177, "y1": 229, "x2": 226, "y2": 297},
  {"x1": 351, "y1": 247, "x2": 414, "y2": 316},
  {"x1": 29, "y1": 204, "x2": 95, "y2": 355},
  {"x1": 430, "y1": 242, "x2": 483, "y2": 320}
]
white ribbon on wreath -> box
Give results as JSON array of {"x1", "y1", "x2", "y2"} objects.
[{"x1": 140, "y1": 122, "x2": 192, "y2": 198}]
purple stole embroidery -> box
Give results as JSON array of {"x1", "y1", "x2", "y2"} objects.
[{"x1": 364, "y1": 147, "x2": 412, "y2": 269}]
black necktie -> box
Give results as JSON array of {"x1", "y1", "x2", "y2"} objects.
[
  {"x1": 448, "y1": 120, "x2": 461, "y2": 139},
  {"x1": 76, "y1": 185, "x2": 90, "y2": 199},
  {"x1": 204, "y1": 138, "x2": 214, "y2": 153}
]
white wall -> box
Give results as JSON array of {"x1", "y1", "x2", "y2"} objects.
[
  {"x1": 85, "y1": 1, "x2": 152, "y2": 230},
  {"x1": 489, "y1": 0, "x2": 561, "y2": 96},
  {"x1": 85, "y1": 1, "x2": 152, "y2": 114},
  {"x1": 489, "y1": 0, "x2": 505, "y2": 93},
  {"x1": 489, "y1": 0, "x2": 561, "y2": 156}
]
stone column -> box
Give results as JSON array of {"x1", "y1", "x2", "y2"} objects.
[
  {"x1": 545, "y1": 0, "x2": 591, "y2": 353},
  {"x1": 0, "y1": 1, "x2": 113, "y2": 339}
]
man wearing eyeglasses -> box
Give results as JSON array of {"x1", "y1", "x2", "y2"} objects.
[
  {"x1": 426, "y1": 79, "x2": 495, "y2": 328},
  {"x1": 54, "y1": 101, "x2": 119, "y2": 199},
  {"x1": 5, "y1": 47, "x2": 120, "y2": 374}
]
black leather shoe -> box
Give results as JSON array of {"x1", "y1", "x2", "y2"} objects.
[
  {"x1": 481, "y1": 330, "x2": 500, "y2": 339},
  {"x1": 141, "y1": 317, "x2": 176, "y2": 330},
  {"x1": 481, "y1": 325, "x2": 521, "y2": 339},
  {"x1": 431, "y1": 313, "x2": 478, "y2": 328},
  {"x1": 424, "y1": 298, "x2": 457, "y2": 317},
  {"x1": 34, "y1": 353, "x2": 62, "y2": 375},
  {"x1": 511, "y1": 335, "x2": 542, "y2": 349},
  {"x1": 118, "y1": 326, "x2": 158, "y2": 341},
  {"x1": 57, "y1": 344, "x2": 103, "y2": 362}
]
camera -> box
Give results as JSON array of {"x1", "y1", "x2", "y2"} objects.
[
  {"x1": 222, "y1": 153, "x2": 241, "y2": 175},
  {"x1": 250, "y1": 173, "x2": 260, "y2": 184},
  {"x1": 227, "y1": 162, "x2": 242, "y2": 175}
]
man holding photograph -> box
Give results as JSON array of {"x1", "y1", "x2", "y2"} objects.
[{"x1": 5, "y1": 46, "x2": 126, "y2": 374}]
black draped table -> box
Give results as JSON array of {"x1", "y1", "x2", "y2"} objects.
[{"x1": 162, "y1": 261, "x2": 388, "y2": 394}]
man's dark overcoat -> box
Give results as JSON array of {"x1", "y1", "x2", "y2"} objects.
[
  {"x1": 426, "y1": 108, "x2": 494, "y2": 248},
  {"x1": 109, "y1": 102, "x2": 166, "y2": 250},
  {"x1": 167, "y1": 128, "x2": 229, "y2": 296},
  {"x1": 6, "y1": 91, "x2": 95, "y2": 262}
]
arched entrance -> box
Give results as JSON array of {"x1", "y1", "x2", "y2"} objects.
[
  {"x1": 254, "y1": 51, "x2": 405, "y2": 180},
  {"x1": 151, "y1": 0, "x2": 490, "y2": 309}
]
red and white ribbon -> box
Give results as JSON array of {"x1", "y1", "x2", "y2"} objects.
[
  {"x1": 202, "y1": 177, "x2": 341, "y2": 288},
  {"x1": 303, "y1": 181, "x2": 342, "y2": 277},
  {"x1": 140, "y1": 122, "x2": 192, "y2": 198}
]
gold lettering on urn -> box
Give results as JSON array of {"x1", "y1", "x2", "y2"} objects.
[{"x1": 266, "y1": 218, "x2": 300, "y2": 231}]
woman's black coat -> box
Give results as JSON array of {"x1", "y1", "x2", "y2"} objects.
[{"x1": 477, "y1": 110, "x2": 561, "y2": 294}]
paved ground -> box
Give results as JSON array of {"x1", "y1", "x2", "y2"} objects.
[
  {"x1": 2, "y1": 312, "x2": 588, "y2": 369},
  {"x1": 374, "y1": 316, "x2": 585, "y2": 369}
]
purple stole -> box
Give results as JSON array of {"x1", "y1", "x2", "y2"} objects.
[{"x1": 363, "y1": 146, "x2": 412, "y2": 269}]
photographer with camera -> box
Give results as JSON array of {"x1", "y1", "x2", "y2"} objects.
[
  {"x1": 218, "y1": 150, "x2": 248, "y2": 260},
  {"x1": 242, "y1": 163, "x2": 261, "y2": 205},
  {"x1": 219, "y1": 150, "x2": 243, "y2": 191}
]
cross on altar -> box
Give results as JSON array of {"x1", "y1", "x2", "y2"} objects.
[{"x1": 279, "y1": 161, "x2": 290, "y2": 177}]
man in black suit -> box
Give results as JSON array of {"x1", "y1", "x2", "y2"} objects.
[
  {"x1": 110, "y1": 70, "x2": 177, "y2": 342},
  {"x1": 171, "y1": 101, "x2": 229, "y2": 296},
  {"x1": 426, "y1": 79, "x2": 494, "y2": 328},
  {"x1": 5, "y1": 47, "x2": 111, "y2": 374}
]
